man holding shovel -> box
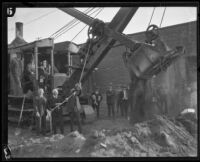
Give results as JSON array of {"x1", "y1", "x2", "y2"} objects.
[{"x1": 35, "y1": 88, "x2": 47, "y2": 136}]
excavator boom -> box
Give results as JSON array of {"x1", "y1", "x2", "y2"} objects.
[{"x1": 59, "y1": 7, "x2": 139, "y2": 94}]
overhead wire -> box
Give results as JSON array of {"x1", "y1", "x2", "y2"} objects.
[
  {"x1": 52, "y1": 8, "x2": 97, "y2": 39},
  {"x1": 49, "y1": 8, "x2": 89, "y2": 38},
  {"x1": 53, "y1": 8, "x2": 103, "y2": 40},
  {"x1": 53, "y1": 8, "x2": 101, "y2": 40},
  {"x1": 8, "y1": 9, "x2": 58, "y2": 31},
  {"x1": 50, "y1": 8, "x2": 94, "y2": 38},
  {"x1": 25, "y1": 10, "x2": 58, "y2": 25}
]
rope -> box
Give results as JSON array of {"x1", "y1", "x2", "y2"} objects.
[
  {"x1": 53, "y1": 8, "x2": 103, "y2": 40},
  {"x1": 49, "y1": 8, "x2": 103, "y2": 112},
  {"x1": 159, "y1": 7, "x2": 166, "y2": 28},
  {"x1": 78, "y1": 8, "x2": 104, "y2": 84},
  {"x1": 78, "y1": 39, "x2": 92, "y2": 84},
  {"x1": 148, "y1": 7, "x2": 156, "y2": 27},
  {"x1": 50, "y1": 93, "x2": 74, "y2": 112}
]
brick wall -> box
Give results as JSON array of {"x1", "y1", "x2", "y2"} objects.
[{"x1": 94, "y1": 21, "x2": 197, "y2": 116}]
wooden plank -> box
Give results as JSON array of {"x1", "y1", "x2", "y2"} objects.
[
  {"x1": 8, "y1": 95, "x2": 25, "y2": 98},
  {"x1": 8, "y1": 107, "x2": 34, "y2": 112},
  {"x1": 35, "y1": 38, "x2": 54, "y2": 47}
]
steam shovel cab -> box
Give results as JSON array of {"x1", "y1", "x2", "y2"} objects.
[{"x1": 8, "y1": 38, "x2": 58, "y2": 125}]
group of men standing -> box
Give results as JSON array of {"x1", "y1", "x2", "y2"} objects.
[
  {"x1": 33, "y1": 83, "x2": 83, "y2": 136},
  {"x1": 90, "y1": 84, "x2": 130, "y2": 120},
  {"x1": 106, "y1": 84, "x2": 130, "y2": 120}
]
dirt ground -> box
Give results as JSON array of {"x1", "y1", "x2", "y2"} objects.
[{"x1": 8, "y1": 106, "x2": 197, "y2": 158}]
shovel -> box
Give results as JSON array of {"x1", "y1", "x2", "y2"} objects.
[
  {"x1": 48, "y1": 110, "x2": 53, "y2": 134},
  {"x1": 15, "y1": 95, "x2": 26, "y2": 136}
]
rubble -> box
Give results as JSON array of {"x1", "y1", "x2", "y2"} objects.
[
  {"x1": 9, "y1": 115, "x2": 197, "y2": 157},
  {"x1": 82, "y1": 115, "x2": 197, "y2": 157}
]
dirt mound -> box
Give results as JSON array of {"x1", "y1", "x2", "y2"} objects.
[
  {"x1": 9, "y1": 115, "x2": 197, "y2": 157},
  {"x1": 80, "y1": 115, "x2": 197, "y2": 157}
]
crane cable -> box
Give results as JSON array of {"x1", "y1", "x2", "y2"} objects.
[
  {"x1": 48, "y1": 8, "x2": 104, "y2": 111},
  {"x1": 50, "y1": 8, "x2": 94, "y2": 38},
  {"x1": 147, "y1": 7, "x2": 166, "y2": 28},
  {"x1": 78, "y1": 8, "x2": 104, "y2": 84},
  {"x1": 70, "y1": 8, "x2": 104, "y2": 43},
  {"x1": 148, "y1": 7, "x2": 156, "y2": 27},
  {"x1": 49, "y1": 8, "x2": 90, "y2": 38},
  {"x1": 53, "y1": 8, "x2": 103, "y2": 40},
  {"x1": 159, "y1": 7, "x2": 166, "y2": 28},
  {"x1": 53, "y1": 8, "x2": 102, "y2": 40}
]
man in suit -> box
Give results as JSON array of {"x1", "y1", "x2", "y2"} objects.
[
  {"x1": 106, "y1": 84, "x2": 115, "y2": 119},
  {"x1": 120, "y1": 86, "x2": 129, "y2": 119}
]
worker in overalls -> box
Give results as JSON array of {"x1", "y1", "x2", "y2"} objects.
[
  {"x1": 67, "y1": 83, "x2": 82, "y2": 133},
  {"x1": 48, "y1": 89, "x2": 64, "y2": 135},
  {"x1": 35, "y1": 88, "x2": 47, "y2": 135}
]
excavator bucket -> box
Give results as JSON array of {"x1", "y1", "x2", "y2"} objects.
[
  {"x1": 123, "y1": 39, "x2": 185, "y2": 124},
  {"x1": 124, "y1": 42, "x2": 185, "y2": 79}
]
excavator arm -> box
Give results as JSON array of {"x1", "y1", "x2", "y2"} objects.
[
  {"x1": 59, "y1": 7, "x2": 184, "y2": 96},
  {"x1": 59, "y1": 7, "x2": 139, "y2": 95}
]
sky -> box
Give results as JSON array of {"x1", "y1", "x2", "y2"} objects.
[{"x1": 7, "y1": 7, "x2": 197, "y2": 44}]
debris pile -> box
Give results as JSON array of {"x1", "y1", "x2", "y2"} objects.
[
  {"x1": 9, "y1": 114, "x2": 197, "y2": 157},
  {"x1": 80, "y1": 115, "x2": 197, "y2": 157}
]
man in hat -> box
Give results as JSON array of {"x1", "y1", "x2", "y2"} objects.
[
  {"x1": 48, "y1": 88, "x2": 64, "y2": 135},
  {"x1": 106, "y1": 83, "x2": 116, "y2": 119},
  {"x1": 35, "y1": 88, "x2": 47, "y2": 135}
]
